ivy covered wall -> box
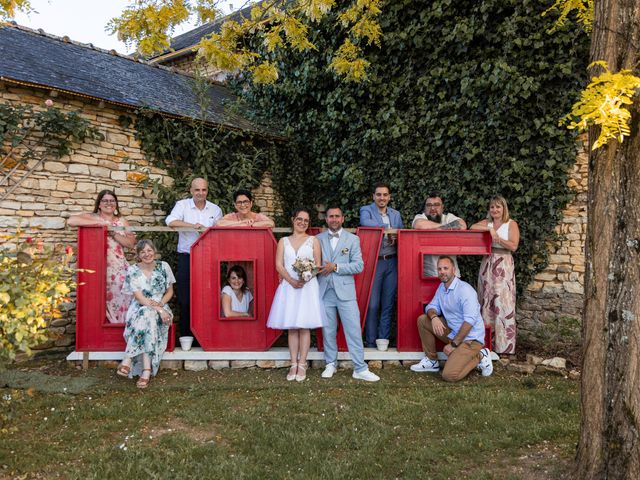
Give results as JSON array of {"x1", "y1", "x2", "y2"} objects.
[{"x1": 230, "y1": 0, "x2": 590, "y2": 293}]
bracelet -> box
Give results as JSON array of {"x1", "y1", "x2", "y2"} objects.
[{"x1": 428, "y1": 314, "x2": 438, "y2": 321}]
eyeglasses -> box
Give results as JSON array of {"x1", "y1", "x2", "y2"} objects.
[
  {"x1": 425, "y1": 203, "x2": 442, "y2": 208},
  {"x1": 235, "y1": 200, "x2": 251, "y2": 206},
  {"x1": 100, "y1": 199, "x2": 117, "y2": 204},
  {"x1": 294, "y1": 217, "x2": 309, "y2": 224}
]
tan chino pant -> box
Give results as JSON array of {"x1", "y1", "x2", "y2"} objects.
[{"x1": 416, "y1": 314, "x2": 483, "y2": 382}]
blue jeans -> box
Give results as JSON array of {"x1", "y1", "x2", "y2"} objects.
[
  {"x1": 322, "y1": 288, "x2": 367, "y2": 373},
  {"x1": 365, "y1": 257, "x2": 398, "y2": 346}
]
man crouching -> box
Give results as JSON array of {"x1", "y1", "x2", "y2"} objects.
[{"x1": 410, "y1": 256, "x2": 493, "y2": 381}]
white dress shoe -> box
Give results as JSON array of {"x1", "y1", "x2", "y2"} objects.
[
  {"x1": 321, "y1": 363, "x2": 337, "y2": 378},
  {"x1": 352, "y1": 369, "x2": 380, "y2": 382}
]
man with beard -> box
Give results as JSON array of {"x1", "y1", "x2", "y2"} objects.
[
  {"x1": 412, "y1": 193, "x2": 467, "y2": 277},
  {"x1": 410, "y1": 256, "x2": 493, "y2": 381}
]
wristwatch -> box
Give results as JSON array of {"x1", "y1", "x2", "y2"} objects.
[{"x1": 450, "y1": 340, "x2": 459, "y2": 348}]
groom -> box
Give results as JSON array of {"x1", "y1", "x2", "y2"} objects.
[{"x1": 317, "y1": 207, "x2": 380, "y2": 382}]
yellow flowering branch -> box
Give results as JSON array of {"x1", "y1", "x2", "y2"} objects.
[
  {"x1": 542, "y1": 0, "x2": 594, "y2": 33},
  {"x1": 564, "y1": 61, "x2": 640, "y2": 150}
]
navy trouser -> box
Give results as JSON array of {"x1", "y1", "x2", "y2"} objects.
[
  {"x1": 364, "y1": 257, "x2": 398, "y2": 346},
  {"x1": 176, "y1": 253, "x2": 193, "y2": 338}
]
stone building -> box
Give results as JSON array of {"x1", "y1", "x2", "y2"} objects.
[{"x1": 0, "y1": 23, "x2": 273, "y2": 353}]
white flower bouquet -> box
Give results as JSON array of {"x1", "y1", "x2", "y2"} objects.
[{"x1": 292, "y1": 257, "x2": 318, "y2": 282}]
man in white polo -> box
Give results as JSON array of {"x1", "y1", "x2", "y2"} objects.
[
  {"x1": 412, "y1": 193, "x2": 467, "y2": 277},
  {"x1": 166, "y1": 177, "x2": 222, "y2": 340}
]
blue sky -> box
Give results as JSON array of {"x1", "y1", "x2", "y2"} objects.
[{"x1": 13, "y1": 0, "x2": 251, "y2": 53}]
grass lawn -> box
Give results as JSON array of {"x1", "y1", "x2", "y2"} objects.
[{"x1": 1, "y1": 361, "x2": 579, "y2": 479}]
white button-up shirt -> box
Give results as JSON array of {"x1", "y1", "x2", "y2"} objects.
[
  {"x1": 329, "y1": 228, "x2": 343, "y2": 251},
  {"x1": 165, "y1": 198, "x2": 223, "y2": 253}
]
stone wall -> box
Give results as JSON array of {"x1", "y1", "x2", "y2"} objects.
[
  {"x1": 0, "y1": 82, "x2": 174, "y2": 354},
  {"x1": 158, "y1": 53, "x2": 229, "y2": 82},
  {"x1": 251, "y1": 173, "x2": 282, "y2": 218},
  {"x1": 517, "y1": 140, "x2": 588, "y2": 349}
]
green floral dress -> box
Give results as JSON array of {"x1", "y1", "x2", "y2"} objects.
[{"x1": 123, "y1": 261, "x2": 175, "y2": 377}]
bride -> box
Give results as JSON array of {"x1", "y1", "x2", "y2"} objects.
[{"x1": 267, "y1": 208, "x2": 324, "y2": 382}]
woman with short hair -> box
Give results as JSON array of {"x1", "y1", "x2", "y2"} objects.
[
  {"x1": 116, "y1": 239, "x2": 175, "y2": 388},
  {"x1": 217, "y1": 189, "x2": 275, "y2": 227}
]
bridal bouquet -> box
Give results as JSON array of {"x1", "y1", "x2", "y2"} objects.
[{"x1": 292, "y1": 257, "x2": 318, "y2": 282}]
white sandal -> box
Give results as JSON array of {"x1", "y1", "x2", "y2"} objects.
[
  {"x1": 295, "y1": 363, "x2": 307, "y2": 382},
  {"x1": 286, "y1": 363, "x2": 297, "y2": 381}
]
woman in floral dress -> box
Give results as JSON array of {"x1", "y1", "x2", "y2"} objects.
[
  {"x1": 471, "y1": 195, "x2": 520, "y2": 354},
  {"x1": 116, "y1": 239, "x2": 175, "y2": 388},
  {"x1": 67, "y1": 189, "x2": 135, "y2": 323}
]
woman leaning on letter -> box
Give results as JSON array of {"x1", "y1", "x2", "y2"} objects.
[
  {"x1": 67, "y1": 189, "x2": 136, "y2": 324},
  {"x1": 470, "y1": 195, "x2": 520, "y2": 355}
]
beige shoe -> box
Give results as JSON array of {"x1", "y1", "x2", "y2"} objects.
[
  {"x1": 295, "y1": 363, "x2": 307, "y2": 382},
  {"x1": 286, "y1": 363, "x2": 297, "y2": 381}
]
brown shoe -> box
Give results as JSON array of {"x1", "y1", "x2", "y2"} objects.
[{"x1": 136, "y1": 369, "x2": 152, "y2": 389}]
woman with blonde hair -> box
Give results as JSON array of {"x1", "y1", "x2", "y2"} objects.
[{"x1": 471, "y1": 195, "x2": 520, "y2": 354}]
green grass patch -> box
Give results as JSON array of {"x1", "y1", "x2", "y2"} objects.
[{"x1": 1, "y1": 366, "x2": 578, "y2": 479}]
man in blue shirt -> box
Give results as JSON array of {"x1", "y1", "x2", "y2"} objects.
[
  {"x1": 410, "y1": 256, "x2": 493, "y2": 381},
  {"x1": 359, "y1": 182, "x2": 403, "y2": 348}
]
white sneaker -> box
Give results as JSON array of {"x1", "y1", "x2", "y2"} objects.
[
  {"x1": 477, "y1": 348, "x2": 493, "y2": 377},
  {"x1": 352, "y1": 369, "x2": 380, "y2": 382},
  {"x1": 410, "y1": 357, "x2": 440, "y2": 373},
  {"x1": 321, "y1": 363, "x2": 337, "y2": 379}
]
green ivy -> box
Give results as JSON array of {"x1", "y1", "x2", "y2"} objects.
[
  {"x1": 130, "y1": 111, "x2": 279, "y2": 266},
  {"x1": 230, "y1": 0, "x2": 589, "y2": 294}
]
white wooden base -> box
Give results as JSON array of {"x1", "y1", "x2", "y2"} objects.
[{"x1": 66, "y1": 348, "x2": 498, "y2": 362}]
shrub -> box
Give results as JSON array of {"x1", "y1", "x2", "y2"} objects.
[{"x1": 0, "y1": 229, "x2": 78, "y2": 365}]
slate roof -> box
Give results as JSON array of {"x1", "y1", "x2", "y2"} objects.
[
  {"x1": 0, "y1": 23, "x2": 270, "y2": 135},
  {"x1": 151, "y1": 5, "x2": 253, "y2": 61}
]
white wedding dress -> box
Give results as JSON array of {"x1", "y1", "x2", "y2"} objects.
[{"x1": 267, "y1": 236, "x2": 325, "y2": 330}]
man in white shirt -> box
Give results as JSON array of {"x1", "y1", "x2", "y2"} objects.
[
  {"x1": 166, "y1": 178, "x2": 223, "y2": 339},
  {"x1": 412, "y1": 193, "x2": 467, "y2": 277}
]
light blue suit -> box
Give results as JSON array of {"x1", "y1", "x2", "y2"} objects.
[{"x1": 317, "y1": 229, "x2": 367, "y2": 372}]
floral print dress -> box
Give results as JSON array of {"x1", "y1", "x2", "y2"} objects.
[
  {"x1": 477, "y1": 221, "x2": 517, "y2": 354},
  {"x1": 123, "y1": 261, "x2": 176, "y2": 377},
  {"x1": 105, "y1": 217, "x2": 132, "y2": 324}
]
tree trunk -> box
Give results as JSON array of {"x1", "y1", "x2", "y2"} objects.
[{"x1": 575, "y1": 1, "x2": 640, "y2": 478}]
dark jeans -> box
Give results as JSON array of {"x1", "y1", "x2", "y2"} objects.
[
  {"x1": 364, "y1": 257, "x2": 398, "y2": 346},
  {"x1": 176, "y1": 253, "x2": 193, "y2": 339}
]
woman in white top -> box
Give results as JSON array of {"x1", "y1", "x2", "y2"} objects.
[
  {"x1": 221, "y1": 265, "x2": 253, "y2": 317},
  {"x1": 471, "y1": 195, "x2": 520, "y2": 355}
]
